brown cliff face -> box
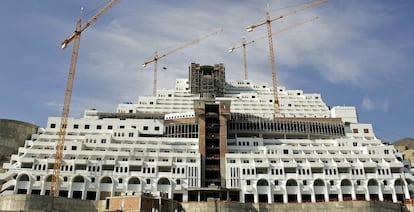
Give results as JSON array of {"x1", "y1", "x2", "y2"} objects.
[
  {"x1": 0, "y1": 119, "x2": 38, "y2": 173},
  {"x1": 394, "y1": 137, "x2": 414, "y2": 150},
  {"x1": 393, "y1": 137, "x2": 414, "y2": 167}
]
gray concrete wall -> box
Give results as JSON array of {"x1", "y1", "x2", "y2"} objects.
[
  {"x1": 0, "y1": 119, "x2": 38, "y2": 172},
  {"x1": 0, "y1": 195, "x2": 410, "y2": 212},
  {"x1": 180, "y1": 201, "x2": 408, "y2": 212},
  {"x1": 0, "y1": 194, "x2": 97, "y2": 212}
]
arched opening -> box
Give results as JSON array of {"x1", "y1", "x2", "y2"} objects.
[
  {"x1": 257, "y1": 179, "x2": 269, "y2": 203},
  {"x1": 286, "y1": 179, "x2": 298, "y2": 203},
  {"x1": 314, "y1": 179, "x2": 325, "y2": 186},
  {"x1": 257, "y1": 179, "x2": 269, "y2": 186},
  {"x1": 100, "y1": 177, "x2": 113, "y2": 184},
  {"x1": 72, "y1": 176, "x2": 85, "y2": 199},
  {"x1": 127, "y1": 177, "x2": 141, "y2": 192},
  {"x1": 313, "y1": 179, "x2": 325, "y2": 202},
  {"x1": 395, "y1": 179, "x2": 406, "y2": 202},
  {"x1": 340, "y1": 179, "x2": 353, "y2": 201},
  {"x1": 367, "y1": 179, "x2": 379, "y2": 201},
  {"x1": 45, "y1": 175, "x2": 53, "y2": 182},
  {"x1": 43, "y1": 175, "x2": 53, "y2": 196},
  {"x1": 17, "y1": 174, "x2": 30, "y2": 181},
  {"x1": 129, "y1": 177, "x2": 141, "y2": 184},
  {"x1": 157, "y1": 178, "x2": 170, "y2": 185},
  {"x1": 157, "y1": 178, "x2": 171, "y2": 198},
  {"x1": 73, "y1": 176, "x2": 85, "y2": 183},
  {"x1": 99, "y1": 177, "x2": 113, "y2": 200},
  {"x1": 286, "y1": 179, "x2": 297, "y2": 186},
  {"x1": 16, "y1": 174, "x2": 30, "y2": 194}
]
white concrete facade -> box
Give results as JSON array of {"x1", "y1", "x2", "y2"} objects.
[{"x1": 1, "y1": 77, "x2": 412, "y2": 204}]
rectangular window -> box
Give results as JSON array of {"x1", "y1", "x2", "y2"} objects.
[
  {"x1": 246, "y1": 180, "x2": 251, "y2": 185},
  {"x1": 108, "y1": 125, "x2": 113, "y2": 130},
  {"x1": 352, "y1": 128, "x2": 358, "y2": 133},
  {"x1": 363, "y1": 128, "x2": 369, "y2": 133},
  {"x1": 50, "y1": 123, "x2": 56, "y2": 128},
  {"x1": 155, "y1": 126, "x2": 160, "y2": 131},
  {"x1": 97, "y1": 125, "x2": 102, "y2": 129},
  {"x1": 85, "y1": 124, "x2": 90, "y2": 129},
  {"x1": 143, "y1": 126, "x2": 149, "y2": 131},
  {"x1": 73, "y1": 124, "x2": 79, "y2": 129}
]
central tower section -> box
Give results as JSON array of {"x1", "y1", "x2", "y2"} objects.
[{"x1": 189, "y1": 63, "x2": 225, "y2": 98}]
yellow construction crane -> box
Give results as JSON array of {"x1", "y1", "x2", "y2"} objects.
[
  {"x1": 51, "y1": 0, "x2": 119, "y2": 197},
  {"x1": 142, "y1": 28, "x2": 223, "y2": 96},
  {"x1": 246, "y1": 0, "x2": 327, "y2": 115},
  {"x1": 229, "y1": 16, "x2": 318, "y2": 80}
]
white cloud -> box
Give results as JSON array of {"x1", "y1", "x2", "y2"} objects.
[
  {"x1": 39, "y1": 0, "x2": 410, "y2": 118},
  {"x1": 361, "y1": 97, "x2": 390, "y2": 112}
]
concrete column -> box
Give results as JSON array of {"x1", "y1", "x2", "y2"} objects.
[
  {"x1": 68, "y1": 182, "x2": 73, "y2": 198},
  {"x1": 283, "y1": 192, "x2": 288, "y2": 203},
  {"x1": 268, "y1": 187, "x2": 273, "y2": 204},
  {"x1": 404, "y1": 183, "x2": 410, "y2": 201},
  {"x1": 378, "y1": 185, "x2": 384, "y2": 201},
  {"x1": 240, "y1": 191, "x2": 245, "y2": 203},
  {"x1": 391, "y1": 188, "x2": 397, "y2": 202},
  {"x1": 365, "y1": 187, "x2": 370, "y2": 201},
  {"x1": 338, "y1": 186, "x2": 343, "y2": 201},
  {"x1": 351, "y1": 184, "x2": 356, "y2": 200},
  {"x1": 324, "y1": 184, "x2": 329, "y2": 202},
  {"x1": 183, "y1": 189, "x2": 188, "y2": 202},
  {"x1": 254, "y1": 192, "x2": 258, "y2": 203},
  {"x1": 311, "y1": 188, "x2": 316, "y2": 203},
  {"x1": 96, "y1": 183, "x2": 101, "y2": 201}
]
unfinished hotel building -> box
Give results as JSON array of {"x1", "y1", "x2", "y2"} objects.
[{"x1": 1, "y1": 63, "x2": 413, "y2": 203}]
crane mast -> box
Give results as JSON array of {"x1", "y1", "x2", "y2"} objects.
[
  {"x1": 246, "y1": 0, "x2": 327, "y2": 116},
  {"x1": 51, "y1": 0, "x2": 119, "y2": 197},
  {"x1": 229, "y1": 16, "x2": 318, "y2": 80},
  {"x1": 265, "y1": 8, "x2": 279, "y2": 114},
  {"x1": 241, "y1": 38, "x2": 249, "y2": 80},
  {"x1": 142, "y1": 28, "x2": 223, "y2": 96}
]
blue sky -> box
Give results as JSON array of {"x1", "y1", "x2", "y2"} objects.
[{"x1": 0, "y1": 0, "x2": 413, "y2": 142}]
